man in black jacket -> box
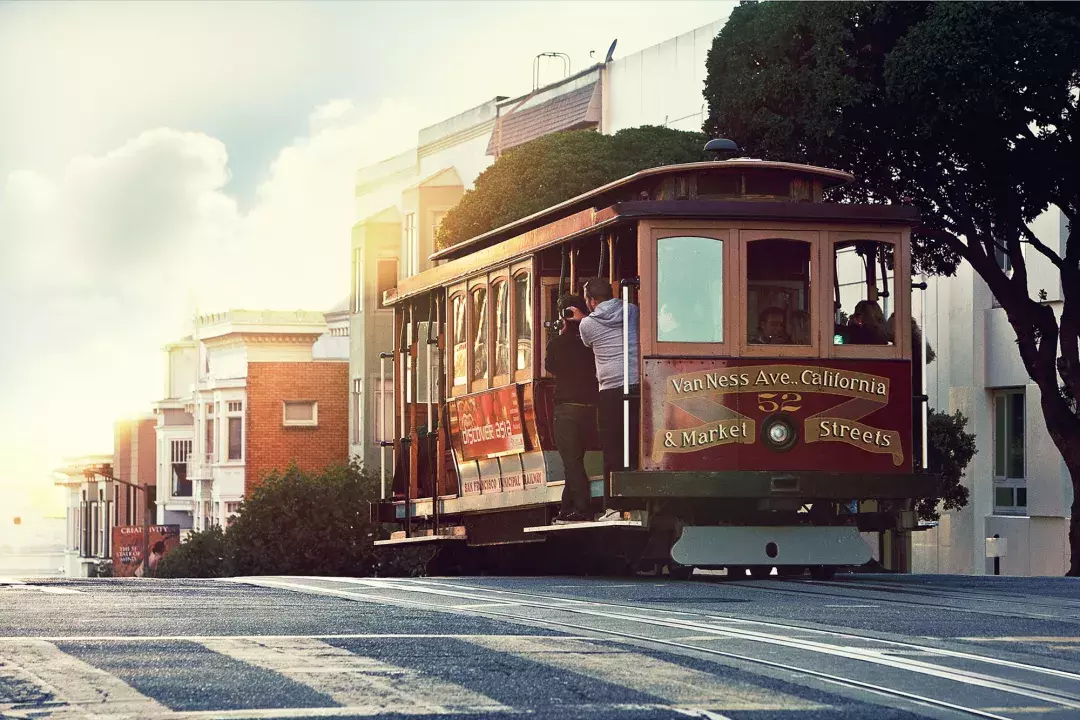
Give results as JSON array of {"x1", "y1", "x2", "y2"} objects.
[{"x1": 544, "y1": 294, "x2": 599, "y2": 522}]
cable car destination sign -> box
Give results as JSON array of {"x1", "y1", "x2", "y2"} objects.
[{"x1": 652, "y1": 363, "x2": 903, "y2": 465}]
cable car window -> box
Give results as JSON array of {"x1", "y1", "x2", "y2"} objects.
[
  {"x1": 514, "y1": 272, "x2": 532, "y2": 371},
  {"x1": 452, "y1": 294, "x2": 466, "y2": 387},
  {"x1": 746, "y1": 239, "x2": 812, "y2": 345},
  {"x1": 471, "y1": 285, "x2": 488, "y2": 381},
  {"x1": 833, "y1": 240, "x2": 895, "y2": 346},
  {"x1": 493, "y1": 279, "x2": 510, "y2": 377},
  {"x1": 657, "y1": 236, "x2": 723, "y2": 343}
]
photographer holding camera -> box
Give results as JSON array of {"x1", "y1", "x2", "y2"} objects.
[{"x1": 544, "y1": 294, "x2": 598, "y2": 523}]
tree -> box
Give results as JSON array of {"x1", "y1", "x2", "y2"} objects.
[
  {"x1": 920, "y1": 410, "x2": 976, "y2": 522},
  {"x1": 705, "y1": 1, "x2": 1080, "y2": 574},
  {"x1": 435, "y1": 126, "x2": 708, "y2": 249}
]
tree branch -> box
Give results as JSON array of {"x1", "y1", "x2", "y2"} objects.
[{"x1": 1021, "y1": 224, "x2": 1065, "y2": 270}]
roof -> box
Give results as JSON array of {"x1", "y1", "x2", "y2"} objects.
[
  {"x1": 403, "y1": 167, "x2": 463, "y2": 191},
  {"x1": 487, "y1": 81, "x2": 602, "y2": 156},
  {"x1": 431, "y1": 160, "x2": 855, "y2": 262}
]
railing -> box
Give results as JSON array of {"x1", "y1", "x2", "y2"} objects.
[{"x1": 185, "y1": 453, "x2": 214, "y2": 481}]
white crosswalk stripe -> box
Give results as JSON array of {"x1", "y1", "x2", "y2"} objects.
[
  {"x1": 0, "y1": 633, "x2": 823, "y2": 718},
  {"x1": 465, "y1": 635, "x2": 824, "y2": 712},
  {"x1": 199, "y1": 636, "x2": 510, "y2": 715},
  {"x1": 0, "y1": 638, "x2": 169, "y2": 719}
]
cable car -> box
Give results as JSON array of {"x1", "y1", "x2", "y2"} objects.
[{"x1": 371, "y1": 143, "x2": 936, "y2": 579}]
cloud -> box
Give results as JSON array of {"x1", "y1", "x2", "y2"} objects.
[{"x1": 0, "y1": 98, "x2": 418, "y2": 484}]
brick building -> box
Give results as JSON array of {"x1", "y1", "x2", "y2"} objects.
[{"x1": 182, "y1": 310, "x2": 349, "y2": 531}]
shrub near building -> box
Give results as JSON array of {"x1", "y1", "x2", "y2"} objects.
[{"x1": 156, "y1": 461, "x2": 388, "y2": 578}]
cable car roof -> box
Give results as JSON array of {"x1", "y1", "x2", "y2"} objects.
[{"x1": 430, "y1": 160, "x2": 854, "y2": 262}]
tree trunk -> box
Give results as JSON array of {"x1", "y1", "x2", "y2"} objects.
[{"x1": 1070, "y1": 481, "x2": 1080, "y2": 577}]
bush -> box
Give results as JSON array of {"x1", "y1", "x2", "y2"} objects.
[
  {"x1": 155, "y1": 526, "x2": 227, "y2": 578},
  {"x1": 224, "y1": 461, "x2": 382, "y2": 577}
]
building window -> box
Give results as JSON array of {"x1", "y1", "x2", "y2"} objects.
[
  {"x1": 171, "y1": 439, "x2": 192, "y2": 497},
  {"x1": 352, "y1": 379, "x2": 362, "y2": 444},
  {"x1": 403, "y1": 213, "x2": 418, "y2": 277},
  {"x1": 993, "y1": 389, "x2": 1027, "y2": 513},
  {"x1": 377, "y1": 258, "x2": 398, "y2": 310},
  {"x1": 373, "y1": 378, "x2": 394, "y2": 443},
  {"x1": 206, "y1": 417, "x2": 215, "y2": 461},
  {"x1": 995, "y1": 245, "x2": 1013, "y2": 274},
  {"x1": 283, "y1": 400, "x2": 318, "y2": 427},
  {"x1": 227, "y1": 401, "x2": 243, "y2": 413},
  {"x1": 228, "y1": 417, "x2": 243, "y2": 460},
  {"x1": 352, "y1": 248, "x2": 363, "y2": 314},
  {"x1": 431, "y1": 211, "x2": 446, "y2": 242},
  {"x1": 657, "y1": 236, "x2": 724, "y2": 343}
]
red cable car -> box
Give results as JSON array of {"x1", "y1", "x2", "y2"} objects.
[{"x1": 372, "y1": 145, "x2": 935, "y2": 579}]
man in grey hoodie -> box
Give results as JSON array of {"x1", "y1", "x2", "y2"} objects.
[{"x1": 580, "y1": 278, "x2": 640, "y2": 495}]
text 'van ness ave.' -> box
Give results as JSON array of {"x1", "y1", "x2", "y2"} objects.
[{"x1": 669, "y1": 368, "x2": 888, "y2": 398}]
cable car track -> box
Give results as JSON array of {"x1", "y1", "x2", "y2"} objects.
[
  {"x1": 698, "y1": 578, "x2": 1080, "y2": 623},
  {"x1": 231, "y1": 577, "x2": 1080, "y2": 719}
]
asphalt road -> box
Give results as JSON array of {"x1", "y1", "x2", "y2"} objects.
[{"x1": 2, "y1": 572, "x2": 1079, "y2": 719}]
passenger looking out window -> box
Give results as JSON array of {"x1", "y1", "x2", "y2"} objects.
[
  {"x1": 753, "y1": 307, "x2": 791, "y2": 345},
  {"x1": 745, "y1": 238, "x2": 812, "y2": 346},
  {"x1": 833, "y1": 240, "x2": 896, "y2": 346}
]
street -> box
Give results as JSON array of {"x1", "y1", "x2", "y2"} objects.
[{"x1": 2, "y1": 573, "x2": 1079, "y2": 719}]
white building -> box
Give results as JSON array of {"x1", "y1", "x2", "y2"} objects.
[
  {"x1": 154, "y1": 338, "x2": 198, "y2": 532},
  {"x1": 914, "y1": 208, "x2": 1073, "y2": 576}
]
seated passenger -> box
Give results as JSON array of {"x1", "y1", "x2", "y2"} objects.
[
  {"x1": 847, "y1": 300, "x2": 889, "y2": 344},
  {"x1": 752, "y1": 307, "x2": 791, "y2": 344}
]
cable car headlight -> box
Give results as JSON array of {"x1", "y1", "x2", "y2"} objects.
[
  {"x1": 761, "y1": 414, "x2": 798, "y2": 452},
  {"x1": 768, "y1": 423, "x2": 791, "y2": 445}
]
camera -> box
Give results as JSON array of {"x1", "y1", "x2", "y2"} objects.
[{"x1": 544, "y1": 317, "x2": 566, "y2": 333}]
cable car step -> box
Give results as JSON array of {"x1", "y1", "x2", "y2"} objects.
[
  {"x1": 523, "y1": 519, "x2": 646, "y2": 533},
  {"x1": 373, "y1": 526, "x2": 467, "y2": 546}
]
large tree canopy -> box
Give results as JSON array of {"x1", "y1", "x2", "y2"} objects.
[
  {"x1": 705, "y1": 1, "x2": 1080, "y2": 573},
  {"x1": 435, "y1": 126, "x2": 708, "y2": 249}
]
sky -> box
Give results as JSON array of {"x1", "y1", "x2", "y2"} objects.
[{"x1": 0, "y1": 0, "x2": 735, "y2": 513}]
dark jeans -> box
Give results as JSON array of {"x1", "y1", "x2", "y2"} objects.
[
  {"x1": 554, "y1": 403, "x2": 596, "y2": 516},
  {"x1": 598, "y1": 386, "x2": 640, "y2": 483}
]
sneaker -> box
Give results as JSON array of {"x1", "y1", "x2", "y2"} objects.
[{"x1": 594, "y1": 509, "x2": 623, "y2": 522}]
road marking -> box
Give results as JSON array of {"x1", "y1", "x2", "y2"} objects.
[
  {"x1": 0, "y1": 581, "x2": 84, "y2": 595},
  {"x1": 465, "y1": 635, "x2": 823, "y2": 711},
  {"x1": 200, "y1": 636, "x2": 509, "y2": 715},
  {"x1": 824, "y1": 604, "x2": 878, "y2": 608},
  {"x1": 1, "y1": 633, "x2": 590, "y2": 643},
  {"x1": 238, "y1": 576, "x2": 1080, "y2": 708},
  {"x1": 0, "y1": 638, "x2": 169, "y2": 718},
  {"x1": 957, "y1": 637, "x2": 1080, "y2": 643}
]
